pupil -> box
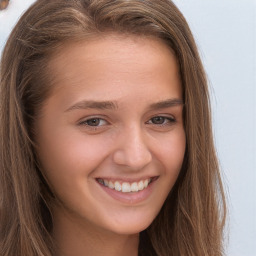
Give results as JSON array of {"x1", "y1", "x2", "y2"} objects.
[
  {"x1": 87, "y1": 118, "x2": 100, "y2": 126},
  {"x1": 152, "y1": 117, "x2": 164, "y2": 124}
]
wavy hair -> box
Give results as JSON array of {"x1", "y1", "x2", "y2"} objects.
[{"x1": 0, "y1": 0, "x2": 226, "y2": 255}]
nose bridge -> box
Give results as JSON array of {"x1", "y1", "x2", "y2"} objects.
[{"x1": 113, "y1": 124, "x2": 152, "y2": 170}]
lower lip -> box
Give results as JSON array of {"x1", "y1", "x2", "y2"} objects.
[{"x1": 97, "y1": 179, "x2": 157, "y2": 204}]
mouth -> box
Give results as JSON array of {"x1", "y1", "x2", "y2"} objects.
[
  {"x1": 96, "y1": 177, "x2": 158, "y2": 193},
  {"x1": 95, "y1": 176, "x2": 159, "y2": 204}
]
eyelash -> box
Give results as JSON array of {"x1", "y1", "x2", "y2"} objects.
[
  {"x1": 78, "y1": 117, "x2": 108, "y2": 128},
  {"x1": 146, "y1": 116, "x2": 176, "y2": 126},
  {"x1": 78, "y1": 115, "x2": 176, "y2": 129}
]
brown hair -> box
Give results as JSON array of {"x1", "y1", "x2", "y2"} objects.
[{"x1": 0, "y1": 0, "x2": 226, "y2": 255}]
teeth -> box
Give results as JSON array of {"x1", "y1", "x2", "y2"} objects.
[
  {"x1": 98, "y1": 179, "x2": 104, "y2": 185},
  {"x1": 108, "y1": 181, "x2": 115, "y2": 189},
  {"x1": 122, "y1": 182, "x2": 131, "y2": 193},
  {"x1": 138, "y1": 181, "x2": 144, "y2": 191},
  {"x1": 98, "y1": 178, "x2": 152, "y2": 193},
  {"x1": 131, "y1": 182, "x2": 138, "y2": 192},
  {"x1": 144, "y1": 179, "x2": 149, "y2": 188},
  {"x1": 114, "y1": 181, "x2": 122, "y2": 191}
]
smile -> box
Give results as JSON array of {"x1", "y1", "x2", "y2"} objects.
[{"x1": 96, "y1": 178, "x2": 153, "y2": 193}]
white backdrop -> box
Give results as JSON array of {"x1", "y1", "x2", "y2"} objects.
[{"x1": 0, "y1": 1, "x2": 255, "y2": 255}]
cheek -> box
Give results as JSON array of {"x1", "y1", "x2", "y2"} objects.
[
  {"x1": 36, "y1": 126, "x2": 113, "y2": 189},
  {"x1": 154, "y1": 129, "x2": 186, "y2": 178}
]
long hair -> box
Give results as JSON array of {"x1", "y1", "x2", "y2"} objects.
[{"x1": 0, "y1": 0, "x2": 226, "y2": 255}]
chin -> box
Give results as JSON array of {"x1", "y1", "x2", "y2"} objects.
[{"x1": 101, "y1": 210, "x2": 157, "y2": 235}]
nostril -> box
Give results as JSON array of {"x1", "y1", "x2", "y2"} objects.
[
  {"x1": 112, "y1": 130, "x2": 152, "y2": 169},
  {"x1": 113, "y1": 146, "x2": 152, "y2": 170}
]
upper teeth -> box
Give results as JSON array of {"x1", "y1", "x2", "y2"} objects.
[{"x1": 97, "y1": 178, "x2": 151, "y2": 193}]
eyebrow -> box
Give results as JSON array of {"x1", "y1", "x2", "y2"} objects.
[
  {"x1": 65, "y1": 100, "x2": 118, "y2": 112},
  {"x1": 148, "y1": 98, "x2": 184, "y2": 110},
  {"x1": 65, "y1": 98, "x2": 183, "y2": 112}
]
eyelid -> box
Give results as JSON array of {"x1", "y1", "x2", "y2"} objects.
[
  {"x1": 146, "y1": 115, "x2": 176, "y2": 126},
  {"x1": 148, "y1": 114, "x2": 176, "y2": 121},
  {"x1": 77, "y1": 115, "x2": 110, "y2": 127}
]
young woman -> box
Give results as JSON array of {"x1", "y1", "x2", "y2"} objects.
[{"x1": 0, "y1": 0, "x2": 226, "y2": 255}]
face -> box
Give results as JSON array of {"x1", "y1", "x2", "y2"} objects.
[{"x1": 35, "y1": 34, "x2": 186, "y2": 235}]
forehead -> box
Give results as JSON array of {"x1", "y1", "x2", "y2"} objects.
[
  {"x1": 48, "y1": 34, "x2": 177, "y2": 76},
  {"x1": 45, "y1": 34, "x2": 182, "y2": 103}
]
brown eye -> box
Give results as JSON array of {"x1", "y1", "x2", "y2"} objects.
[
  {"x1": 151, "y1": 116, "x2": 166, "y2": 124},
  {"x1": 148, "y1": 116, "x2": 176, "y2": 126},
  {"x1": 86, "y1": 118, "x2": 101, "y2": 126},
  {"x1": 79, "y1": 117, "x2": 108, "y2": 127}
]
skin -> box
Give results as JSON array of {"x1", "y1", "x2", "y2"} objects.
[
  {"x1": 0, "y1": 0, "x2": 9, "y2": 10},
  {"x1": 35, "y1": 34, "x2": 186, "y2": 256}
]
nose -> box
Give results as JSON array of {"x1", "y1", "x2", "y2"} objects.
[{"x1": 112, "y1": 126, "x2": 152, "y2": 171}]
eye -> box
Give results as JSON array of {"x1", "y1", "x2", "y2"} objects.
[
  {"x1": 79, "y1": 117, "x2": 108, "y2": 127},
  {"x1": 147, "y1": 116, "x2": 176, "y2": 126}
]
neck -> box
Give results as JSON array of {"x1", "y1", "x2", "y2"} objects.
[{"x1": 52, "y1": 207, "x2": 139, "y2": 256}]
